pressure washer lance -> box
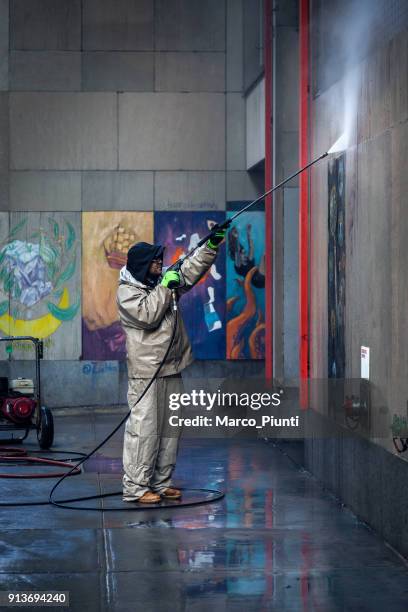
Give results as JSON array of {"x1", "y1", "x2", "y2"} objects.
[{"x1": 166, "y1": 151, "x2": 329, "y2": 287}]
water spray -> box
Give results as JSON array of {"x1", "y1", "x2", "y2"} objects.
[{"x1": 328, "y1": 132, "x2": 347, "y2": 154}]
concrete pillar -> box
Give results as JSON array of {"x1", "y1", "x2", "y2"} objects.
[
  {"x1": 0, "y1": 0, "x2": 8, "y2": 212},
  {"x1": 272, "y1": 0, "x2": 299, "y2": 382}
]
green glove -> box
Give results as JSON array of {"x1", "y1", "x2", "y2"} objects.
[
  {"x1": 207, "y1": 227, "x2": 227, "y2": 250},
  {"x1": 161, "y1": 270, "x2": 181, "y2": 288}
]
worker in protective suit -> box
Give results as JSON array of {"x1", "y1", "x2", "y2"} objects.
[{"x1": 117, "y1": 228, "x2": 226, "y2": 503}]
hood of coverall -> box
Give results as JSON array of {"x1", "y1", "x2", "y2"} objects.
[{"x1": 126, "y1": 242, "x2": 165, "y2": 288}]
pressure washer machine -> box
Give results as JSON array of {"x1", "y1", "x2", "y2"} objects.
[{"x1": 0, "y1": 336, "x2": 53, "y2": 449}]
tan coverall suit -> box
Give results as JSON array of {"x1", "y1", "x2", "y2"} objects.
[{"x1": 117, "y1": 244, "x2": 218, "y2": 500}]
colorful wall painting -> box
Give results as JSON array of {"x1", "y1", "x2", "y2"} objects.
[
  {"x1": 328, "y1": 154, "x2": 346, "y2": 378},
  {"x1": 0, "y1": 212, "x2": 81, "y2": 360},
  {"x1": 0, "y1": 208, "x2": 268, "y2": 363},
  {"x1": 155, "y1": 211, "x2": 226, "y2": 360},
  {"x1": 226, "y1": 207, "x2": 265, "y2": 360},
  {"x1": 82, "y1": 211, "x2": 153, "y2": 360}
]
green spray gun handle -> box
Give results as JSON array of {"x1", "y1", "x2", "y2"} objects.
[{"x1": 196, "y1": 219, "x2": 232, "y2": 248}]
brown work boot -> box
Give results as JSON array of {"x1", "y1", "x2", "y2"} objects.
[
  {"x1": 138, "y1": 491, "x2": 161, "y2": 503},
  {"x1": 160, "y1": 487, "x2": 182, "y2": 499},
  {"x1": 123, "y1": 491, "x2": 161, "y2": 504}
]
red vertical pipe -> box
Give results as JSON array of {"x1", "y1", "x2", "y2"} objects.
[
  {"x1": 299, "y1": 0, "x2": 309, "y2": 406},
  {"x1": 264, "y1": 0, "x2": 273, "y2": 380}
]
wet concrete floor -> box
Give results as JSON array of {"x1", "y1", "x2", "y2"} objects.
[{"x1": 0, "y1": 410, "x2": 407, "y2": 611}]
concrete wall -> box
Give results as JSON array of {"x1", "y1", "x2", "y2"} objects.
[
  {"x1": 309, "y1": 25, "x2": 408, "y2": 451},
  {"x1": 272, "y1": 0, "x2": 299, "y2": 382},
  {"x1": 243, "y1": 0, "x2": 300, "y2": 383},
  {"x1": 3, "y1": 0, "x2": 264, "y2": 213},
  {"x1": 305, "y1": 432, "x2": 408, "y2": 558},
  {"x1": 243, "y1": 0, "x2": 263, "y2": 92},
  {"x1": 0, "y1": 0, "x2": 9, "y2": 211},
  {"x1": 246, "y1": 78, "x2": 265, "y2": 170},
  {"x1": 306, "y1": 3, "x2": 408, "y2": 557},
  {"x1": 0, "y1": 0, "x2": 267, "y2": 405},
  {"x1": 0, "y1": 356, "x2": 264, "y2": 408}
]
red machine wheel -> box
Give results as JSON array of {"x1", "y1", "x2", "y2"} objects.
[{"x1": 37, "y1": 406, "x2": 54, "y2": 450}]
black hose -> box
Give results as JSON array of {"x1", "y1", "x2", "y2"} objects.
[
  {"x1": 0, "y1": 295, "x2": 224, "y2": 511},
  {"x1": 48, "y1": 301, "x2": 181, "y2": 510},
  {"x1": 0, "y1": 487, "x2": 225, "y2": 509}
]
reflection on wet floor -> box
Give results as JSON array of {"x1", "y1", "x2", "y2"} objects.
[{"x1": 0, "y1": 412, "x2": 407, "y2": 611}]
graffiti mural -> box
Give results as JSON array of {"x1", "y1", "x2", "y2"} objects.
[
  {"x1": 0, "y1": 212, "x2": 81, "y2": 360},
  {"x1": 328, "y1": 154, "x2": 346, "y2": 378},
  {"x1": 226, "y1": 208, "x2": 265, "y2": 360},
  {"x1": 82, "y1": 211, "x2": 153, "y2": 360},
  {"x1": 155, "y1": 212, "x2": 226, "y2": 360}
]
